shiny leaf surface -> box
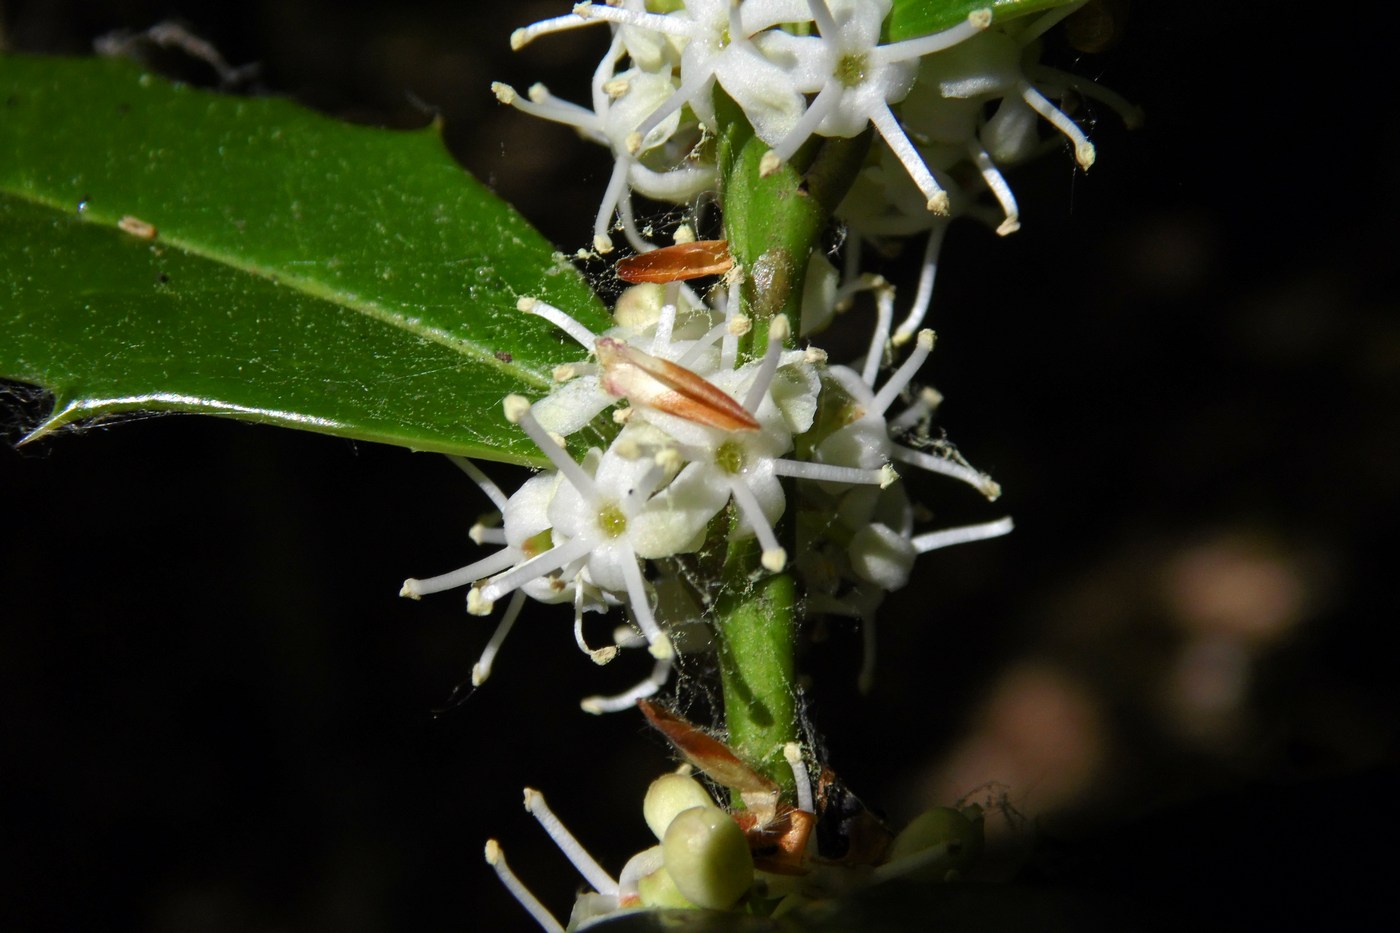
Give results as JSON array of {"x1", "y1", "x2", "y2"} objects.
[{"x1": 0, "y1": 55, "x2": 609, "y2": 464}]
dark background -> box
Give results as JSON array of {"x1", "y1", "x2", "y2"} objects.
[{"x1": 3, "y1": 2, "x2": 1396, "y2": 930}]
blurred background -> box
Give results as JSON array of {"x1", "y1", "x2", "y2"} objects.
[{"x1": 2, "y1": 1, "x2": 1396, "y2": 929}]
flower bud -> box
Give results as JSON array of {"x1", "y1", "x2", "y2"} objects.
[
  {"x1": 644, "y1": 773, "x2": 719, "y2": 840},
  {"x1": 661, "y1": 807, "x2": 754, "y2": 910},
  {"x1": 887, "y1": 804, "x2": 984, "y2": 880}
]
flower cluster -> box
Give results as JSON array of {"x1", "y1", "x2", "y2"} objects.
[
  {"x1": 487, "y1": 752, "x2": 988, "y2": 928},
  {"x1": 397, "y1": 4, "x2": 1138, "y2": 925},
  {"x1": 402, "y1": 263, "x2": 1008, "y2": 710},
  {"x1": 496, "y1": 0, "x2": 1137, "y2": 256}
]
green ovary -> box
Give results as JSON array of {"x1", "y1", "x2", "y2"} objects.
[
  {"x1": 836, "y1": 53, "x2": 869, "y2": 88},
  {"x1": 716, "y1": 440, "x2": 746, "y2": 475},
  {"x1": 597, "y1": 502, "x2": 628, "y2": 538}
]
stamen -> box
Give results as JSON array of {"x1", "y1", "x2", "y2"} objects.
[
  {"x1": 469, "y1": 523, "x2": 507, "y2": 546},
  {"x1": 449, "y1": 457, "x2": 509, "y2": 510},
  {"x1": 911, "y1": 516, "x2": 1014, "y2": 553},
  {"x1": 504, "y1": 396, "x2": 598, "y2": 496},
  {"x1": 472, "y1": 590, "x2": 528, "y2": 686},
  {"x1": 890, "y1": 444, "x2": 1000, "y2": 499},
  {"x1": 617, "y1": 193, "x2": 652, "y2": 253},
  {"x1": 767, "y1": 79, "x2": 843, "y2": 163},
  {"x1": 861, "y1": 287, "x2": 895, "y2": 386},
  {"x1": 400, "y1": 546, "x2": 520, "y2": 599},
  {"x1": 871, "y1": 329, "x2": 935, "y2": 416},
  {"x1": 516, "y1": 297, "x2": 598, "y2": 350},
  {"x1": 892, "y1": 223, "x2": 948, "y2": 346},
  {"x1": 771, "y1": 459, "x2": 889, "y2": 486},
  {"x1": 875, "y1": 9, "x2": 991, "y2": 64},
  {"x1": 580, "y1": 654, "x2": 674, "y2": 714},
  {"x1": 593, "y1": 154, "x2": 633, "y2": 254},
  {"x1": 783, "y1": 743, "x2": 814, "y2": 813},
  {"x1": 492, "y1": 81, "x2": 605, "y2": 142},
  {"x1": 727, "y1": 478, "x2": 787, "y2": 572},
  {"x1": 743, "y1": 315, "x2": 790, "y2": 413},
  {"x1": 485, "y1": 840, "x2": 565, "y2": 933},
  {"x1": 966, "y1": 139, "x2": 1021, "y2": 236},
  {"x1": 1019, "y1": 82, "x2": 1095, "y2": 170},
  {"x1": 633, "y1": 61, "x2": 712, "y2": 147},
  {"x1": 836, "y1": 271, "x2": 885, "y2": 309},
  {"x1": 478, "y1": 535, "x2": 594, "y2": 606},
  {"x1": 676, "y1": 321, "x2": 730, "y2": 370},
  {"x1": 511, "y1": 12, "x2": 592, "y2": 51},
  {"x1": 888, "y1": 386, "x2": 943, "y2": 433},
  {"x1": 619, "y1": 548, "x2": 673, "y2": 659},
  {"x1": 572, "y1": 2, "x2": 694, "y2": 38},
  {"x1": 806, "y1": 0, "x2": 839, "y2": 39},
  {"x1": 523, "y1": 787, "x2": 621, "y2": 896},
  {"x1": 650, "y1": 300, "x2": 677, "y2": 355},
  {"x1": 721, "y1": 276, "x2": 741, "y2": 370},
  {"x1": 1027, "y1": 64, "x2": 1145, "y2": 130},
  {"x1": 575, "y1": 582, "x2": 619, "y2": 665},
  {"x1": 868, "y1": 102, "x2": 950, "y2": 214}
]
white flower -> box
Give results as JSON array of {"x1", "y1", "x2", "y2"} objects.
[
  {"x1": 478, "y1": 398, "x2": 728, "y2": 664},
  {"x1": 758, "y1": 1, "x2": 992, "y2": 215}
]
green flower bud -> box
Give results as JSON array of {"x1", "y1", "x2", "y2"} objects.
[
  {"x1": 662, "y1": 807, "x2": 754, "y2": 910},
  {"x1": 887, "y1": 804, "x2": 985, "y2": 880},
  {"x1": 637, "y1": 865, "x2": 698, "y2": 910},
  {"x1": 643, "y1": 773, "x2": 720, "y2": 840}
]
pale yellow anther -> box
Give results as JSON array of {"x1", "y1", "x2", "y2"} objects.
[
  {"x1": 916, "y1": 329, "x2": 936, "y2": 351},
  {"x1": 672, "y1": 224, "x2": 696, "y2": 245},
  {"x1": 969, "y1": 8, "x2": 993, "y2": 29},
  {"x1": 491, "y1": 81, "x2": 516, "y2": 104},
  {"x1": 547, "y1": 430, "x2": 568, "y2": 449},
  {"x1": 603, "y1": 77, "x2": 630, "y2": 99},
  {"x1": 1076, "y1": 141, "x2": 1097, "y2": 171},
  {"x1": 553, "y1": 364, "x2": 577, "y2": 382},
  {"x1": 467, "y1": 586, "x2": 494, "y2": 617},
  {"x1": 648, "y1": 633, "x2": 674, "y2": 660},
  {"x1": 804, "y1": 347, "x2": 828, "y2": 365},
  {"x1": 527, "y1": 83, "x2": 549, "y2": 104},
  {"x1": 654, "y1": 447, "x2": 683, "y2": 473},
  {"x1": 626, "y1": 131, "x2": 643, "y2": 155},
  {"x1": 879, "y1": 464, "x2": 899, "y2": 489},
  {"x1": 761, "y1": 548, "x2": 788, "y2": 573},
  {"x1": 996, "y1": 217, "x2": 1021, "y2": 237},
  {"x1": 759, "y1": 150, "x2": 782, "y2": 177},
  {"x1": 503, "y1": 394, "x2": 531, "y2": 424},
  {"x1": 515, "y1": 296, "x2": 537, "y2": 313},
  {"x1": 594, "y1": 233, "x2": 614, "y2": 254},
  {"x1": 728, "y1": 315, "x2": 752, "y2": 337},
  {"x1": 612, "y1": 406, "x2": 633, "y2": 424},
  {"x1": 926, "y1": 191, "x2": 951, "y2": 215},
  {"x1": 399, "y1": 579, "x2": 422, "y2": 600},
  {"x1": 768, "y1": 314, "x2": 791, "y2": 343}
]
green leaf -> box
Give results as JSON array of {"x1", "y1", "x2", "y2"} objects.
[
  {"x1": 888, "y1": 0, "x2": 1084, "y2": 42},
  {"x1": 0, "y1": 54, "x2": 610, "y2": 466}
]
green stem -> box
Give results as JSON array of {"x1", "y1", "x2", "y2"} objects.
[
  {"x1": 712, "y1": 537, "x2": 798, "y2": 789},
  {"x1": 708, "y1": 93, "x2": 869, "y2": 792},
  {"x1": 716, "y1": 92, "x2": 870, "y2": 354}
]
